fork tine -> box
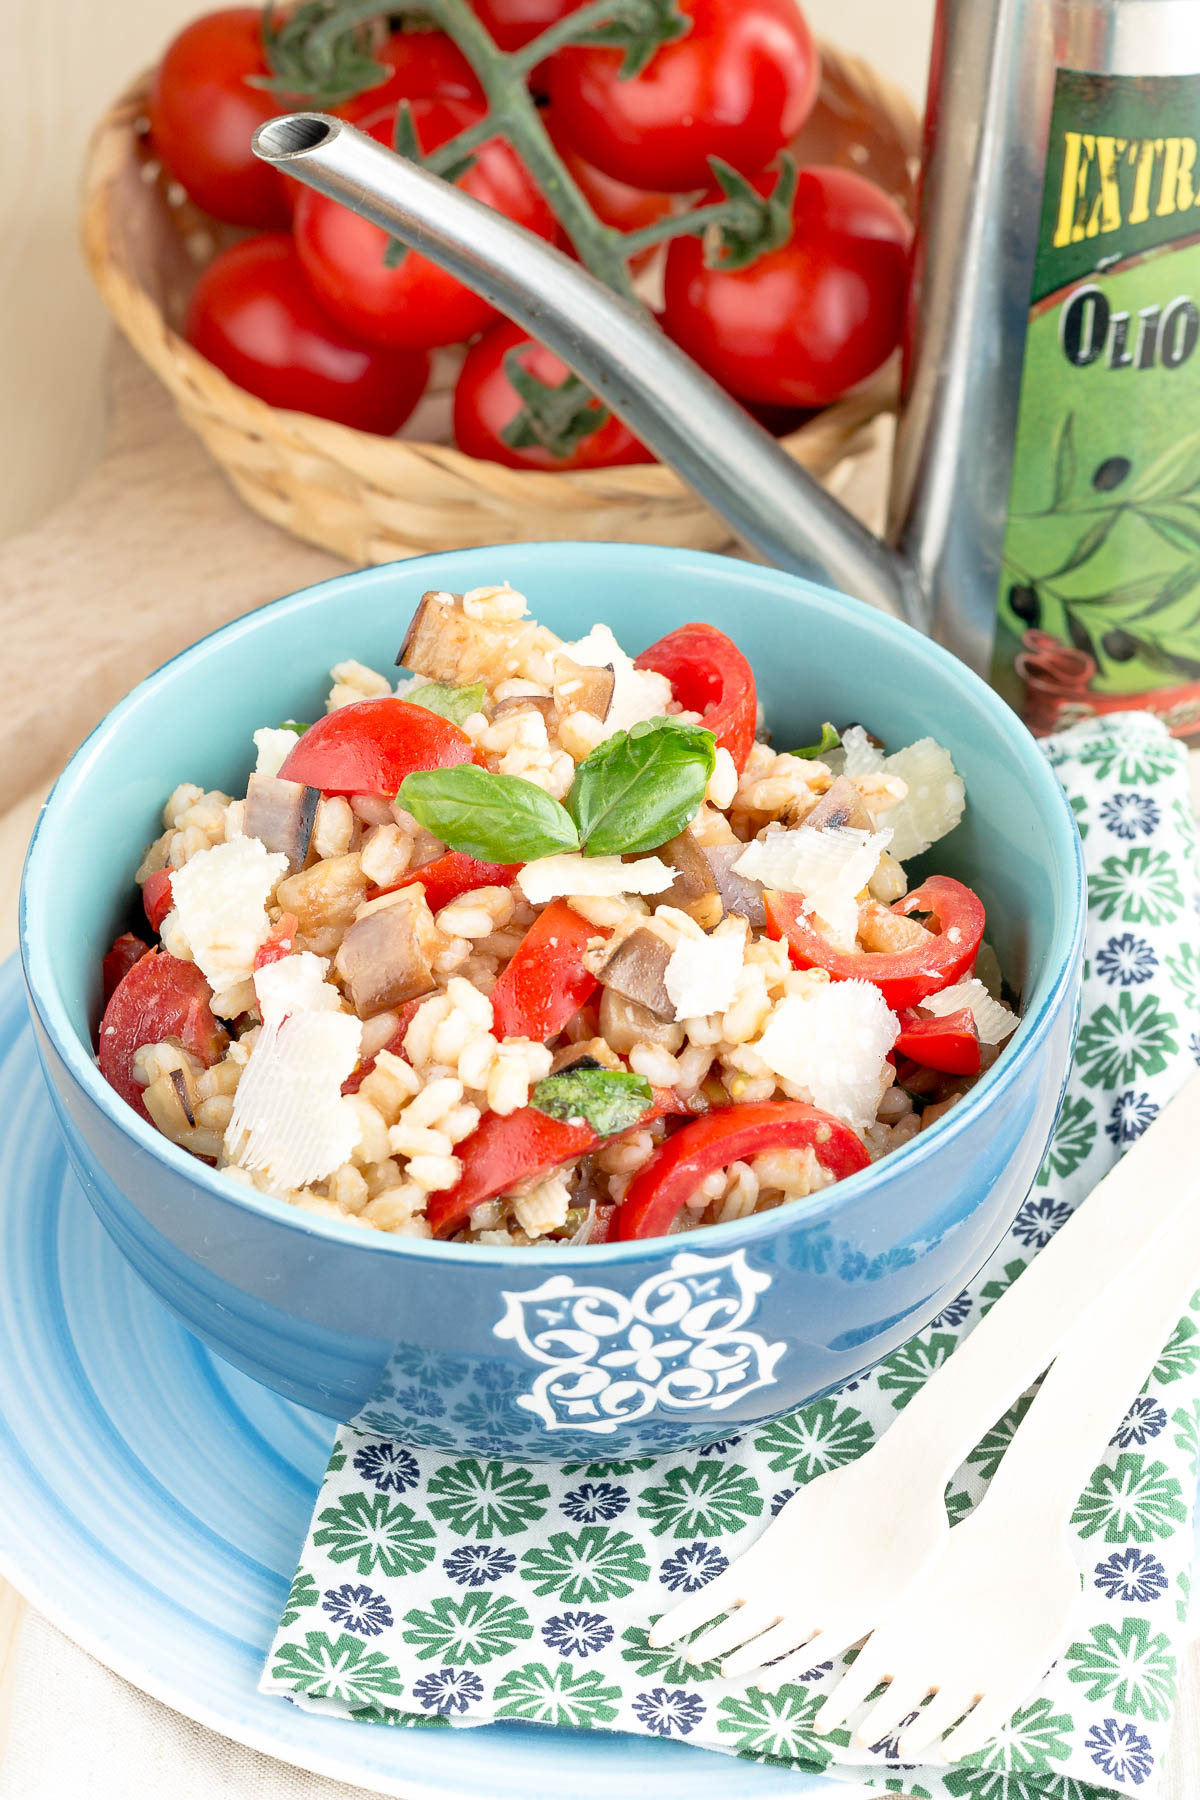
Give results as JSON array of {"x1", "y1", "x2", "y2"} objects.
[
  {"x1": 721, "y1": 1615, "x2": 818, "y2": 1679},
  {"x1": 940, "y1": 1689, "x2": 1014, "y2": 1762},
  {"x1": 813, "y1": 1639, "x2": 892, "y2": 1735},
  {"x1": 686, "y1": 1602, "x2": 782, "y2": 1665},
  {"x1": 895, "y1": 1684, "x2": 975, "y2": 1759},
  {"x1": 648, "y1": 1570, "x2": 742, "y2": 1647},
  {"x1": 853, "y1": 1674, "x2": 935, "y2": 1750}
]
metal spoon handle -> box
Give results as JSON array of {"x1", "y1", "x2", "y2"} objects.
[{"x1": 253, "y1": 114, "x2": 923, "y2": 626}]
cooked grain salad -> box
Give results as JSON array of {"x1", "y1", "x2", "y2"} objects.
[{"x1": 96, "y1": 584, "x2": 1019, "y2": 1246}]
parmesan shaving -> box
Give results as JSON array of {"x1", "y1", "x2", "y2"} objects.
[
  {"x1": 878, "y1": 738, "x2": 966, "y2": 861},
  {"x1": 557, "y1": 624, "x2": 673, "y2": 739},
  {"x1": 732, "y1": 826, "x2": 892, "y2": 946},
  {"x1": 224, "y1": 1010, "x2": 363, "y2": 1191},
  {"x1": 756, "y1": 980, "x2": 900, "y2": 1131},
  {"x1": 516, "y1": 853, "x2": 674, "y2": 905},
  {"x1": 921, "y1": 978, "x2": 1019, "y2": 1044},
  {"x1": 253, "y1": 727, "x2": 300, "y2": 778},
  {"x1": 254, "y1": 952, "x2": 343, "y2": 1025},
  {"x1": 167, "y1": 835, "x2": 288, "y2": 1003},
  {"x1": 664, "y1": 917, "x2": 747, "y2": 1019}
]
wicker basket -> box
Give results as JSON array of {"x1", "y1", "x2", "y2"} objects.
[{"x1": 81, "y1": 47, "x2": 919, "y2": 567}]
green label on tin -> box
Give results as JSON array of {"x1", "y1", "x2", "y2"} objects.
[{"x1": 992, "y1": 68, "x2": 1200, "y2": 738}]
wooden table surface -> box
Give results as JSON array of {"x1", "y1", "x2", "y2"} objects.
[{"x1": 2, "y1": 1, "x2": 1199, "y2": 1795}]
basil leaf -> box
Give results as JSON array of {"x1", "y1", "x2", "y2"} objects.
[
  {"x1": 792, "y1": 722, "x2": 841, "y2": 759},
  {"x1": 567, "y1": 720, "x2": 717, "y2": 857},
  {"x1": 398, "y1": 766, "x2": 580, "y2": 862},
  {"x1": 531, "y1": 1067, "x2": 653, "y2": 1137},
  {"x1": 275, "y1": 719, "x2": 310, "y2": 735},
  {"x1": 405, "y1": 680, "x2": 487, "y2": 727}
]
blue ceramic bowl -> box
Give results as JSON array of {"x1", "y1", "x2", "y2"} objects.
[{"x1": 20, "y1": 544, "x2": 1084, "y2": 1460}]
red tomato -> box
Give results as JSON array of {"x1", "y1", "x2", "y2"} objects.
[
  {"x1": 467, "y1": 0, "x2": 581, "y2": 53},
  {"x1": 454, "y1": 320, "x2": 655, "y2": 471},
  {"x1": 546, "y1": 0, "x2": 819, "y2": 194},
  {"x1": 662, "y1": 164, "x2": 911, "y2": 407},
  {"x1": 253, "y1": 912, "x2": 299, "y2": 972},
  {"x1": 102, "y1": 934, "x2": 151, "y2": 1004},
  {"x1": 543, "y1": 110, "x2": 673, "y2": 246},
  {"x1": 142, "y1": 869, "x2": 174, "y2": 934},
  {"x1": 490, "y1": 899, "x2": 608, "y2": 1041},
  {"x1": 184, "y1": 234, "x2": 430, "y2": 433},
  {"x1": 616, "y1": 1100, "x2": 869, "y2": 1239},
  {"x1": 278, "y1": 699, "x2": 481, "y2": 796},
  {"x1": 337, "y1": 28, "x2": 482, "y2": 120},
  {"x1": 383, "y1": 851, "x2": 522, "y2": 911},
  {"x1": 634, "y1": 622, "x2": 757, "y2": 772},
  {"x1": 294, "y1": 99, "x2": 557, "y2": 349},
  {"x1": 147, "y1": 8, "x2": 289, "y2": 227},
  {"x1": 98, "y1": 951, "x2": 228, "y2": 1118},
  {"x1": 765, "y1": 875, "x2": 986, "y2": 1011},
  {"x1": 894, "y1": 1007, "x2": 982, "y2": 1077}
]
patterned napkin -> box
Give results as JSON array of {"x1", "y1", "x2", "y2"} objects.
[{"x1": 261, "y1": 715, "x2": 1200, "y2": 1800}]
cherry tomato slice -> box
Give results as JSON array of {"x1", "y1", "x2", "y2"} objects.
[
  {"x1": 765, "y1": 875, "x2": 986, "y2": 1011},
  {"x1": 615, "y1": 1100, "x2": 868, "y2": 1240},
  {"x1": 634, "y1": 622, "x2": 757, "y2": 772},
  {"x1": 142, "y1": 869, "x2": 174, "y2": 934},
  {"x1": 253, "y1": 912, "x2": 299, "y2": 972},
  {"x1": 341, "y1": 995, "x2": 427, "y2": 1095},
  {"x1": 383, "y1": 851, "x2": 521, "y2": 912},
  {"x1": 427, "y1": 1087, "x2": 684, "y2": 1238},
  {"x1": 278, "y1": 698, "x2": 480, "y2": 796},
  {"x1": 894, "y1": 1006, "x2": 981, "y2": 1076},
  {"x1": 102, "y1": 934, "x2": 151, "y2": 1004},
  {"x1": 97, "y1": 950, "x2": 228, "y2": 1118},
  {"x1": 489, "y1": 899, "x2": 608, "y2": 1042}
]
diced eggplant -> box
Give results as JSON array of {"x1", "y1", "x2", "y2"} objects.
[
  {"x1": 599, "y1": 986, "x2": 685, "y2": 1054},
  {"x1": 798, "y1": 774, "x2": 872, "y2": 833},
  {"x1": 243, "y1": 774, "x2": 319, "y2": 875},
  {"x1": 491, "y1": 694, "x2": 560, "y2": 733},
  {"x1": 700, "y1": 843, "x2": 767, "y2": 929},
  {"x1": 334, "y1": 890, "x2": 436, "y2": 1019},
  {"x1": 396, "y1": 590, "x2": 557, "y2": 686},
  {"x1": 550, "y1": 1038, "x2": 623, "y2": 1074},
  {"x1": 553, "y1": 655, "x2": 616, "y2": 722},
  {"x1": 593, "y1": 926, "x2": 677, "y2": 1021},
  {"x1": 657, "y1": 829, "x2": 723, "y2": 929}
]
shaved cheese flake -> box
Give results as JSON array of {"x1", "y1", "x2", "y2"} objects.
[
  {"x1": 921, "y1": 978, "x2": 1019, "y2": 1044},
  {"x1": 517, "y1": 853, "x2": 673, "y2": 906},
  {"x1": 558, "y1": 623, "x2": 673, "y2": 739},
  {"x1": 168, "y1": 835, "x2": 288, "y2": 1001},
  {"x1": 732, "y1": 826, "x2": 892, "y2": 946},
  {"x1": 756, "y1": 981, "x2": 899, "y2": 1131},
  {"x1": 254, "y1": 951, "x2": 342, "y2": 1025},
  {"x1": 878, "y1": 738, "x2": 965, "y2": 860},
  {"x1": 836, "y1": 725, "x2": 886, "y2": 778},
  {"x1": 253, "y1": 727, "x2": 300, "y2": 778},
  {"x1": 225, "y1": 1010, "x2": 363, "y2": 1190},
  {"x1": 665, "y1": 916, "x2": 747, "y2": 1019}
]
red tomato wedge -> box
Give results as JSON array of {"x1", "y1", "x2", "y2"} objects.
[
  {"x1": 97, "y1": 950, "x2": 228, "y2": 1118},
  {"x1": 615, "y1": 1100, "x2": 868, "y2": 1240},
  {"x1": 253, "y1": 912, "x2": 299, "y2": 972},
  {"x1": 634, "y1": 622, "x2": 757, "y2": 772},
  {"x1": 382, "y1": 851, "x2": 521, "y2": 913},
  {"x1": 490, "y1": 899, "x2": 608, "y2": 1042},
  {"x1": 278, "y1": 698, "x2": 480, "y2": 796},
  {"x1": 341, "y1": 995, "x2": 427, "y2": 1095},
  {"x1": 142, "y1": 869, "x2": 174, "y2": 933},
  {"x1": 894, "y1": 1006, "x2": 981, "y2": 1076},
  {"x1": 765, "y1": 875, "x2": 986, "y2": 1011},
  {"x1": 427, "y1": 1088, "x2": 684, "y2": 1238},
  {"x1": 102, "y1": 934, "x2": 151, "y2": 1004}
]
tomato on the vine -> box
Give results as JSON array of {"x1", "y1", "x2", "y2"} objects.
[
  {"x1": 453, "y1": 319, "x2": 655, "y2": 470},
  {"x1": 294, "y1": 98, "x2": 557, "y2": 349},
  {"x1": 147, "y1": 8, "x2": 290, "y2": 227},
  {"x1": 662, "y1": 164, "x2": 911, "y2": 407},
  {"x1": 545, "y1": 0, "x2": 820, "y2": 194},
  {"x1": 336, "y1": 28, "x2": 483, "y2": 120},
  {"x1": 466, "y1": 0, "x2": 582, "y2": 54},
  {"x1": 184, "y1": 234, "x2": 430, "y2": 433},
  {"x1": 543, "y1": 111, "x2": 672, "y2": 267}
]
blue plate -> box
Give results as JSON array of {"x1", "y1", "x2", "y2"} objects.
[{"x1": 0, "y1": 956, "x2": 830, "y2": 1799}]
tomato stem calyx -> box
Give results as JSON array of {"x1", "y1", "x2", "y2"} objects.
[
  {"x1": 254, "y1": 0, "x2": 391, "y2": 107},
  {"x1": 500, "y1": 349, "x2": 612, "y2": 455}
]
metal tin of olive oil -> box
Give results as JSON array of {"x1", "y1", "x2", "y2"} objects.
[
  {"x1": 991, "y1": 13, "x2": 1200, "y2": 735},
  {"x1": 893, "y1": 0, "x2": 1200, "y2": 736}
]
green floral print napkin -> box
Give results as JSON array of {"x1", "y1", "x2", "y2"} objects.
[{"x1": 262, "y1": 714, "x2": 1200, "y2": 1800}]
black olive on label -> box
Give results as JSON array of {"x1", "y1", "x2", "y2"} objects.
[
  {"x1": 1008, "y1": 583, "x2": 1041, "y2": 624},
  {"x1": 1092, "y1": 456, "x2": 1132, "y2": 491},
  {"x1": 1103, "y1": 628, "x2": 1138, "y2": 661}
]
